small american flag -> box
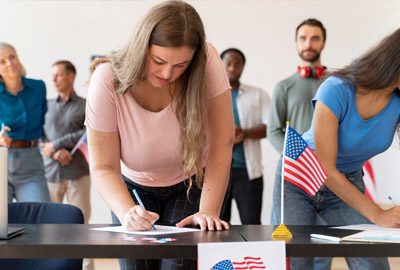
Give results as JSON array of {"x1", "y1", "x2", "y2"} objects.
[
  {"x1": 212, "y1": 256, "x2": 266, "y2": 270},
  {"x1": 283, "y1": 126, "x2": 327, "y2": 197},
  {"x1": 70, "y1": 133, "x2": 89, "y2": 163}
]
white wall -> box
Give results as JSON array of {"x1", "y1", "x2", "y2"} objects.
[{"x1": 1, "y1": 0, "x2": 399, "y2": 224}]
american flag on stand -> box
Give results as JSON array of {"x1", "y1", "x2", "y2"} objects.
[
  {"x1": 283, "y1": 126, "x2": 327, "y2": 197},
  {"x1": 70, "y1": 132, "x2": 89, "y2": 163},
  {"x1": 363, "y1": 160, "x2": 376, "y2": 202},
  {"x1": 212, "y1": 256, "x2": 266, "y2": 270}
]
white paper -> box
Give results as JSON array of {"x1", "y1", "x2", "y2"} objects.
[
  {"x1": 342, "y1": 230, "x2": 400, "y2": 243},
  {"x1": 91, "y1": 225, "x2": 200, "y2": 235},
  {"x1": 331, "y1": 224, "x2": 400, "y2": 232},
  {"x1": 198, "y1": 241, "x2": 286, "y2": 270}
]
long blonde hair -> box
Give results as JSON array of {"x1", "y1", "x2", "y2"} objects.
[
  {"x1": 90, "y1": 1, "x2": 208, "y2": 189},
  {"x1": 0, "y1": 42, "x2": 26, "y2": 83}
]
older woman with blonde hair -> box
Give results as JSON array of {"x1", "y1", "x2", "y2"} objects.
[
  {"x1": 0, "y1": 42, "x2": 50, "y2": 202},
  {"x1": 86, "y1": 1, "x2": 234, "y2": 269}
]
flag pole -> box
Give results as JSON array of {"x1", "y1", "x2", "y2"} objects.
[
  {"x1": 280, "y1": 121, "x2": 290, "y2": 224},
  {"x1": 70, "y1": 133, "x2": 86, "y2": 156},
  {"x1": 272, "y1": 121, "x2": 292, "y2": 240}
]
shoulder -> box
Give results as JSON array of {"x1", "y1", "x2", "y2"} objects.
[
  {"x1": 240, "y1": 83, "x2": 265, "y2": 95},
  {"x1": 89, "y1": 63, "x2": 117, "y2": 93},
  {"x1": 317, "y1": 76, "x2": 353, "y2": 98},
  {"x1": 92, "y1": 62, "x2": 115, "y2": 81},
  {"x1": 205, "y1": 42, "x2": 218, "y2": 59},
  {"x1": 274, "y1": 73, "x2": 298, "y2": 91},
  {"x1": 24, "y1": 77, "x2": 46, "y2": 90}
]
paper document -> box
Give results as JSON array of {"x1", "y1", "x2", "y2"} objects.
[
  {"x1": 331, "y1": 224, "x2": 400, "y2": 232},
  {"x1": 92, "y1": 225, "x2": 200, "y2": 235},
  {"x1": 342, "y1": 230, "x2": 400, "y2": 243}
]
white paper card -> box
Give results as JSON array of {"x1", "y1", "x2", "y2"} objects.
[
  {"x1": 92, "y1": 225, "x2": 200, "y2": 235},
  {"x1": 198, "y1": 241, "x2": 285, "y2": 270}
]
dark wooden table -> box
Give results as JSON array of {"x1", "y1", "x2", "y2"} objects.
[
  {"x1": 0, "y1": 224, "x2": 398, "y2": 259},
  {"x1": 239, "y1": 225, "x2": 400, "y2": 257}
]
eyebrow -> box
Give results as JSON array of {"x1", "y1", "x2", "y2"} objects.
[{"x1": 151, "y1": 54, "x2": 190, "y2": 65}]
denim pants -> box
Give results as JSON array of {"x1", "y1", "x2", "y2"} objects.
[
  {"x1": 111, "y1": 176, "x2": 201, "y2": 270},
  {"x1": 271, "y1": 157, "x2": 390, "y2": 270},
  {"x1": 7, "y1": 147, "x2": 50, "y2": 202}
]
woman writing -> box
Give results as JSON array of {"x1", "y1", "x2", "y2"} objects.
[
  {"x1": 86, "y1": 1, "x2": 234, "y2": 269},
  {"x1": 272, "y1": 28, "x2": 400, "y2": 269},
  {"x1": 0, "y1": 43, "x2": 50, "y2": 202}
]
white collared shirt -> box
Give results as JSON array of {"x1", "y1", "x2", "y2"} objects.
[{"x1": 235, "y1": 83, "x2": 271, "y2": 180}]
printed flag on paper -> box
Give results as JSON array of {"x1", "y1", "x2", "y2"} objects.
[
  {"x1": 70, "y1": 133, "x2": 89, "y2": 163},
  {"x1": 198, "y1": 241, "x2": 285, "y2": 270},
  {"x1": 212, "y1": 256, "x2": 266, "y2": 270},
  {"x1": 283, "y1": 126, "x2": 327, "y2": 197},
  {"x1": 363, "y1": 160, "x2": 376, "y2": 202}
]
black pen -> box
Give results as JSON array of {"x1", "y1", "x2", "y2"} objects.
[{"x1": 132, "y1": 189, "x2": 156, "y2": 230}]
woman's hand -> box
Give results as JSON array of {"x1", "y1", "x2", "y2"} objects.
[
  {"x1": 0, "y1": 126, "x2": 11, "y2": 147},
  {"x1": 121, "y1": 205, "x2": 159, "y2": 231},
  {"x1": 374, "y1": 206, "x2": 400, "y2": 228},
  {"x1": 176, "y1": 211, "x2": 230, "y2": 231}
]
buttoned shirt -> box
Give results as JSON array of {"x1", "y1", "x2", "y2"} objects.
[
  {"x1": 43, "y1": 92, "x2": 89, "y2": 182},
  {"x1": 0, "y1": 77, "x2": 47, "y2": 140},
  {"x1": 235, "y1": 83, "x2": 270, "y2": 180}
]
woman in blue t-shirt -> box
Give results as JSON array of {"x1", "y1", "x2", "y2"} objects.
[
  {"x1": 0, "y1": 43, "x2": 50, "y2": 202},
  {"x1": 272, "y1": 28, "x2": 400, "y2": 269}
]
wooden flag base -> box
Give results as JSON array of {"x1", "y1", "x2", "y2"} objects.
[{"x1": 272, "y1": 223, "x2": 293, "y2": 240}]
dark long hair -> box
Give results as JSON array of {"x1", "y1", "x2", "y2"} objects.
[{"x1": 332, "y1": 28, "x2": 400, "y2": 91}]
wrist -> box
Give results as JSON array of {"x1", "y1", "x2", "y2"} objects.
[{"x1": 242, "y1": 129, "x2": 248, "y2": 139}]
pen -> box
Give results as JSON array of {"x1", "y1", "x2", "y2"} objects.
[
  {"x1": 132, "y1": 189, "x2": 156, "y2": 231},
  {"x1": 388, "y1": 196, "x2": 399, "y2": 206},
  {"x1": 310, "y1": 234, "x2": 341, "y2": 243}
]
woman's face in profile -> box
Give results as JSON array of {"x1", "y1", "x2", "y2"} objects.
[
  {"x1": 145, "y1": 45, "x2": 195, "y2": 88},
  {"x1": 0, "y1": 47, "x2": 22, "y2": 80}
]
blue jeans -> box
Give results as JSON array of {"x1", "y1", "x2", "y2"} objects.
[
  {"x1": 7, "y1": 147, "x2": 50, "y2": 202},
  {"x1": 272, "y1": 157, "x2": 390, "y2": 270}
]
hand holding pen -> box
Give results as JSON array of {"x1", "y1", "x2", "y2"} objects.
[
  {"x1": 0, "y1": 124, "x2": 11, "y2": 147},
  {"x1": 121, "y1": 189, "x2": 159, "y2": 231},
  {"x1": 374, "y1": 196, "x2": 400, "y2": 228}
]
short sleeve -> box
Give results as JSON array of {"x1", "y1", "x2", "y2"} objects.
[
  {"x1": 204, "y1": 43, "x2": 231, "y2": 98},
  {"x1": 312, "y1": 76, "x2": 352, "y2": 121},
  {"x1": 85, "y1": 63, "x2": 118, "y2": 132}
]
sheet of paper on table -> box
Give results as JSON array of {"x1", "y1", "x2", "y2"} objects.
[
  {"x1": 91, "y1": 225, "x2": 200, "y2": 235},
  {"x1": 331, "y1": 224, "x2": 400, "y2": 232}
]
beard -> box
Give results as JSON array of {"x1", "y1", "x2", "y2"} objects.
[{"x1": 299, "y1": 49, "x2": 321, "y2": 63}]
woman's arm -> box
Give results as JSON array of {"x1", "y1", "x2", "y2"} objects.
[
  {"x1": 87, "y1": 128, "x2": 159, "y2": 230},
  {"x1": 177, "y1": 90, "x2": 234, "y2": 231},
  {"x1": 314, "y1": 102, "x2": 400, "y2": 227}
]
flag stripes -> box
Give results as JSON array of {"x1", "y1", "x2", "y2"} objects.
[{"x1": 283, "y1": 126, "x2": 327, "y2": 197}]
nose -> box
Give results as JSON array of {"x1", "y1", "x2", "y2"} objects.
[{"x1": 160, "y1": 66, "x2": 172, "y2": 80}]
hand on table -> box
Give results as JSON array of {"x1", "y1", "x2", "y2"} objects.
[
  {"x1": 176, "y1": 211, "x2": 230, "y2": 231},
  {"x1": 122, "y1": 205, "x2": 159, "y2": 231}
]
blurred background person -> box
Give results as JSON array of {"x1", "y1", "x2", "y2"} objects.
[
  {"x1": 220, "y1": 48, "x2": 270, "y2": 225},
  {"x1": 0, "y1": 42, "x2": 50, "y2": 202},
  {"x1": 41, "y1": 60, "x2": 93, "y2": 270}
]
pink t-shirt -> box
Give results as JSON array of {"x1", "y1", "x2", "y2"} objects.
[{"x1": 86, "y1": 43, "x2": 230, "y2": 187}]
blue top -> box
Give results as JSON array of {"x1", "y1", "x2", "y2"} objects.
[
  {"x1": 231, "y1": 89, "x2": 246, "y2": 169},
  {"x1": 0, "y1": 77, "x2": 47, "y2": 140},
  {"x1": 303, "y1": 76, "x2": 400, "y2": 172}
]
